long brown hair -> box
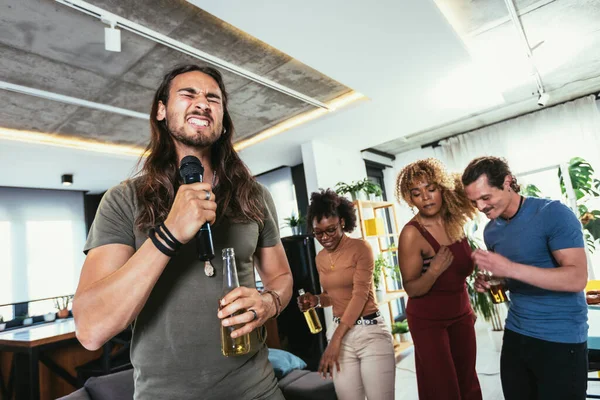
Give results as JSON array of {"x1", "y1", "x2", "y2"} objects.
[
  {"x1": 135, "y1": 65, "x2": 264, "y2": 232},
  {"x1": 395, "y1": 158, "x2": 476, "y2": 243}
]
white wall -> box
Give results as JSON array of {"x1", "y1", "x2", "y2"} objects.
[
  {"x1": 301, "y1": 140, "x2": 367, "y2": 196},
  {"x1": 300, "y1": 139, "x2": 367, "y2": 331}
]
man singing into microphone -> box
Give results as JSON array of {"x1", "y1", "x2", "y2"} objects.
[{"x1": 73, "y1": 65, "x2": 293, "y2": 399}]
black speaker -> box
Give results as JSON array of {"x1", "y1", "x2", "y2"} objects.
[{"x1": 279, "y1": 235, "x2": 327, "y2": 371}]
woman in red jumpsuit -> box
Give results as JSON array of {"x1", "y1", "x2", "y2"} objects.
[{"x1": 396, "y1": 158, "x2": 482, "y2": 400}]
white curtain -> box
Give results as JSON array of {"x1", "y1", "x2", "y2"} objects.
[
  {"x1": 436, "y1": 95, "x2": 600, "y2": 175},
  {"x1": 434, "y1": 95, "x2": 600, "y2": 278}
]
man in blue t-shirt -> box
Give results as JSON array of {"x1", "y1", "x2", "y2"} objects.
[{"x1": 462, "y1": 156, "x2": 588, "y2": 400}]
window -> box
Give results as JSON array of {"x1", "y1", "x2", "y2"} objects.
[{"x1": 0, "y1": 187, "x2": 86, "y2": 312}]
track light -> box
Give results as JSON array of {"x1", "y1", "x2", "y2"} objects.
[
  {"x1": 61, "y1": 174, "x2": 74, "y2": 186},
  {"x1": 104, "y1": 20, "x2": 121, "y2": 52},
  {"x1": 537, "y1": 91, "x2": 550, "y2": 107}
]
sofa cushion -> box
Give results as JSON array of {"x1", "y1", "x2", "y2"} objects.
[
  {"x1": 84, "y1": 369, "x2": 134, "y2": 400},
  {"x1": 278, "y1": 370, "x2": 336, "y2": 400},
  {"x1": 268, "y1": 348, "x2": 307, "y2": 379},
  {"x1": 56, "y1": 387, "x2": 91, "y2": 400}
]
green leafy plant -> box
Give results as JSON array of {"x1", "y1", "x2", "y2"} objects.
[
  {"x1": 283, "y1": 213, "x2": 305, "y2": 228},
  {"x1": 0, "y1": 316, "x2": 3, "y2": 323},
  {"x1": 557, "y1": 157, "x2": 600, "y2": 252},
  {"x1": 362, "y1": 180, "x2": 383, "y2": 197},
  {"x1": 374, "y1": 254, "x2": 402, "y2": 291},
  {"x1": 373, "y1": 254, "x2": 386, "y2": 290},
  {"x1": 335, "y1": 178, "x2": 382, "y2": 200},
  {"x1": 392, "y1": 320, "x2": 409, "y2": 334},
  {"x1": 522, "y1": 183, "x2": 543, "y2": 198}
]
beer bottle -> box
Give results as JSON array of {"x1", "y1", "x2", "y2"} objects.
[
  {"x1": 220, "y1": 248, "x2": 251, "y2": 356},
  {"x1": 298, "y1": 289, "x2": 323, "y2": 334}
]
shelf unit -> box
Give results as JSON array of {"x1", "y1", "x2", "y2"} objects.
[{"x1": 353, "y1": 200, "x2": 411, "y2": 353}]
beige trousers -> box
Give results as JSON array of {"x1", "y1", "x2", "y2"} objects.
[{"x1": 329, "y1": 316, "x2": 396, "y2": 400}]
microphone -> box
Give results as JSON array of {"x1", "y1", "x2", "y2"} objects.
[{"x1": 179, "y1": 155, "x2": 215, "y2": 261}]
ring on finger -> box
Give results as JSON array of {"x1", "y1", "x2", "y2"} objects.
[
  {"x1": 204, "y1": 190, "x2": 211, "y2": 201},
  {"x1": 248, "y1": 309, "x2": 258, "y2": 322}
]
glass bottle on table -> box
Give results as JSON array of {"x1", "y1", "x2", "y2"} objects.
[
  {"x1": 298, "y1": 289, "x2": 323, "y2": 334},
  {"x1": 220, "y1": 248, "x2": 251, "y2": 356}
]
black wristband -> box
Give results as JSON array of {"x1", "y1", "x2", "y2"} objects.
[
  {"x1": 159, "y1": 222, "x2": 182, "y2": 249},
  {"x1": 149, "y1": 228, "x2": 176, "y2": 257},
  {"x1": 154, "y1": 224, "x2": 179, "y2": 251}
]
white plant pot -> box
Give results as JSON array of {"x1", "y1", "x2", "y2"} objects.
[
  {"x1": 44, "y1": 312, "x2": 56, "y2": 322},
  {"x1": 376, "y1": 289, "x2": 385, "y2": 303},
  {"x1": 0, "y1": 323, "x2": 5, "y2": 331},
  {"x1": 488, "y1": 327, "x2": 504, "y2": 352},
  {"x1": 23, "y1": 317, "x2": 33, "y2": 325},
  {"x1": 400, "y1": 332, "x2": 411, "y2": 343}
]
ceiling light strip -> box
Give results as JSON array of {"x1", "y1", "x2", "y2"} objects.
[
  {"x1": 54, "y1": 0, "x2": 330, "y2": 110},
  {"x1": 0, "y1": 127, "x2": 146, "y2": 157},
  {"x1": 0, "y1": 81, "x2": 149, "y2": 120}
]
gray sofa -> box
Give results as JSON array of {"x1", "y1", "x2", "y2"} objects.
[{"x1": 57, "y1": 368, "x2": 336, "y2": 400}]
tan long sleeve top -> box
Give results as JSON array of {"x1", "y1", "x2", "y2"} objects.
[{"x1": 316, "y1": 235, "x2": 378, "y2": 327}]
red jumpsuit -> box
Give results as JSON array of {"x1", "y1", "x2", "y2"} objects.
[{"x1": 405, "y1": 221, "x2": 482, "y2": 400}]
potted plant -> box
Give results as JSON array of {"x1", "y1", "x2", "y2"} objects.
[
  {"x1": 44, "y1": 312, "x2": 56, "y2": 322},
  {"x1": 22, "y1": 315, "x2": 33, "y2": 325},
  {"x1": 558, "y1": 157, "x2": 600, "y2": 252},
  {"x1": 362, "y1": 179, "x2": 383, "y2": 201},
  {"x1": 335, "y1": 178, "x2": 383, "y2": 201},
  {"x1": 335, "y1": 180, "x2": 364, "y2": 201},
  {"x1": 392, "y1": 320, "x2": 410, "y2": 343},
  {"x1": 373, "y1": 254, "x2": 388, "y2": 302},
  {"x1": 0, "y1": 316, "x2": 5, "y2": 331},
  {"x1": 283, "y1": 212, "x2": 306, "y2": 235},
  {"x1": 55, "y1": 295, "x2": 73, "y2": 319}
]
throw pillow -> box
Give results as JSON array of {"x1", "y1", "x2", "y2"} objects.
[{"x1": 268, "y1": 348, "x2": 307, "y2": 380}]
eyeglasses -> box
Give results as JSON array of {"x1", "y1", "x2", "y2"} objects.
[{"x1": 313, "y1": 224, "x2": 340, "y2": 238}]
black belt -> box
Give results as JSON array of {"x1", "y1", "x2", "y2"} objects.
[{"x1": 333, "y1": 311, "x2": 381, "y2": 325}]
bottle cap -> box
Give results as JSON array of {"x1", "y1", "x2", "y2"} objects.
[{"x1": 222, "y1": 248, "x2": 235, "y2": 258}]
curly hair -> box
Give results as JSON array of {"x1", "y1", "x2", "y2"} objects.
[
  {"x1": 461, "y1": 156, "x2": 520, "y2": 193},
  {"x1": 306, "y1": 189, "x2": 357, "y2": 234},
  {"x1": 395, "y1": 158, "x2": 476, "y2": 243}
]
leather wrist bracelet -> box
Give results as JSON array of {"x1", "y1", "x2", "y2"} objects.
[
  {"x1": 149, "y1": 228, "x2": 176, "y2": 257},
  {"x1": 262, "y1": 290, "x2": 282, "y2": 319}
]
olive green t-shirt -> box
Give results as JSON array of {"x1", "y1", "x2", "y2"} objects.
[{"x1": 84, "y1": 178, "x2": 283, "y2": 400}]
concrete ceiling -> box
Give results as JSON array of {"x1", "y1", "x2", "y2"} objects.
[
  {"x1": 1, "y1": 0, "x2": 598, "y2": 194},
  {"x1": 0, "y1": 0, "x2": 350, "y2": 148}
]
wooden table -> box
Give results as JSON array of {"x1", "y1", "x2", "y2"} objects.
[{"x1": 0, "y1": 318, "x2": 79, "y2": 400}]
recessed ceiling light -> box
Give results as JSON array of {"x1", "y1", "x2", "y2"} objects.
[{"x1": 61, "y1": 174, "x2": 74, "y2": 186}]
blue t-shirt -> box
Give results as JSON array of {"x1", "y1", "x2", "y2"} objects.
[{"x1": 484, "y1": 197, "x2": 588, "y2": 344}]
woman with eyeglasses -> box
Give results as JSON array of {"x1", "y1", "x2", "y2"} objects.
[
  {"x1": 396, "y1": 158, "x2": 481, "y2": 400},
  {"x1": 297, "y1": 189, "x2": 395, "y2": 400}
]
